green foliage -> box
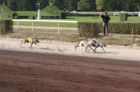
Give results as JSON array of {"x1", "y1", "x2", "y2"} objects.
[
  {"x1": 78, "y1": 22, "x2": 140, "y2": 38},
  {"x1": 120, "y1": 13, "x2": 128, "y2": 21},
  {"x1": 41, "y1": 5, "x2": 61, "y2": 16},
  {"x1": 101, "y1": 0, "x2": 123, "y2": 11},
  {"x1": 6, "y1": 0, "x2": 37, "y2": 11},
  {"x1": 15, "y1": 11, "x2": 36, "y2": 19},
  {"x1": 109, "y1": 23, "x2": 140, "y2": 34},
  {"x1": 60, "y1": 12, "x2": 67, "y2": 19},
  {"x1": 78, "y1": 22, "x2": 100, "y2": 38},
  {"x1": 0, "y1": 20, "x2": 13, "y2": 34},
  {"x1": 0, "y1": 5, "x2": 12, "y2": 20},
  {"x1": 38, "y1": 0, "x2": 49, "y2": 9},
  {"x1": 49, "y1": 0, "x2": 65, "y2": 10},
  {"x1": 64, "y1": 0, "x2": 77, "y2": 11},
  {"x1": 96, "y1": 0, "x2": 103, "y2": 11},
  {"x1": 16, "y1": 11, "x2": 36, "y2": 16},
  {"x1": 78, "y1": 0, "x2": 96, "y2": 11},
  {"x1": 1, "y1": 0, "x2": 140, "y2": 11},
  {"x1": 123, "y1": 0, "x2": 140, "y2": 11},
  {"x1": 101, "y1": 0, "x2": 140, "y2": 11}
]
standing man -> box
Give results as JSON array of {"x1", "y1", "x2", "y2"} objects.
[{"x1": 101, "y1": 11, "x2": 111, "y2": 36}]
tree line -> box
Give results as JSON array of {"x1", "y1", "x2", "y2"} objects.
[{"x1": 0, "y1": 0, "x2": 140, "y2": 11}]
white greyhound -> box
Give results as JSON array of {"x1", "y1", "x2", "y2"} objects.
[{"x1": 75, "y1": 39, "x2": 106, "y2": 53}]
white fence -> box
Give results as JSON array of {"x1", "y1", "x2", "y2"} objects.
[
  {"x1": 70, "y1": 11, "x2": 140, "y2": 16},
  {"x1": 13, "y1": 19, "x2": 78, "y2": 33}
]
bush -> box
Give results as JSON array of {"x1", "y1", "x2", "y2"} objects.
[
  {"x1": 15, "y1": 11, "x2": 36, "y2": 19},
  {"x1": 109, "y1": 23, "x2": 140, "y2": 34},
  {"x1": 78, "y1": 22, "x2": 100, "y2": 38},
  {"x1": 78, "y1": 22, "x2": 140, "y2": 38},
  {"x1": 0, "y1": 20, "x2": 13, "y2": 34},
  {"x1": 60, "y1": 12, "x2": 67, "y2": 19},
  {"x1": 120, "y1": 13, "x2": 128, "y2": 21},
  {"x1": 0, "y1": 21, "x2": 5, "y2": 34}
]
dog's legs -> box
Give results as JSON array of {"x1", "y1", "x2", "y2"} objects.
[
  {"x1": 20, "y1": 40, "x2": 24, "y2": 45},
  {"x1": 94, "y1": 47, "x2": 97, "y2": 51},
  {"x1": 75, "y1": 42, "x2": 79, "y2": 50},
  {"x1": 75, "y1": 45, "x2": 78, "y2": 50},
  {"x1": 80, "y1": 45, "x2": 83, "y2": 54},
  {"x1": 90, "y1": 46, "x2": 96, "y2": 52},
  {"x1": 30, "y1": 43, "x2": 33, "y2": 48},
  {"x1": 34, "y1": 42, "x2": 39, "y2": 47},
  {"x1": 101, "y1": 46, "x2": 105, "y2": 52},
  {"x1": 85, "y1": 46, "x2": 88, "y2": 53}
]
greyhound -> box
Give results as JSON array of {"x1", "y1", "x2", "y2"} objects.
[
  {"x1": 21, "y1": 37, "x2": 40, "y2": 48},
  {"x1": 75, "y1": 39, "x2": 106, "y2": 53}
]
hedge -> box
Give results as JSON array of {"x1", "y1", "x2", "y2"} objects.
[
  {"x1": 0, "y1": 20, "x2": 13, "y2": 34},
  {"x1": 120, "y1": 13, "x2": 128, "y2": 21},
  {"x1": 78, "y1": 22, "x2": 140, "y2": 38},
  {"x1": 78, "y1": 23, "x2": 100, "y2": 38}
]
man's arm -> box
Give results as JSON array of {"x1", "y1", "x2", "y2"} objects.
[
  {"x1": 101, "y1": 15, "x2": 104, "y2": 18},
  {"x1": 108, "y1": 16, "x2": 111, "y2": 20}
]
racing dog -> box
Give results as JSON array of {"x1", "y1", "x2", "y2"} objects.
[
  {"x1": 75, "y1": 39, "x2": 106, "y2": 53},
  {"x1": 91, "y1": 39, "x2": 106, "y2": 52},
  {"x1": 21, "y1": 37, "x2": 40, "y2": 48}
]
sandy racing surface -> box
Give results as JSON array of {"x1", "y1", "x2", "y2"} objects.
[
  {"x1": 0, "y1": 38, "x2": 140, "y2": 61},
  {"x1": 0, "y1": 38, "x2": 140, "y2": 92},
  {"x1": 0, "y1": 50, "x2": 140, "y2": 92}
]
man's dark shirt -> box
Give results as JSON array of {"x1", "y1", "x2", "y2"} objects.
[{"x1": 101, "y1": 15, "x2": 110, "y2": 24}]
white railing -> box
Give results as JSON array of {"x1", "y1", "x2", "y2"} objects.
[
  {"x1": 12, "y1": 19, "x2": 78, "y2": 23},
  {"x1": 70, "y1": 11, "x2": 140, "y2": 16},
  {"x1": 13, "y1": 19, "x2": 78, "y2": 33}
]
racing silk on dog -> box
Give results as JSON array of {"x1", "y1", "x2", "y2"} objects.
[
  {"x1": 80, "y1": 41, "x2": 88, "y2": 47},
  {"x1": 93, "y1": 39, "x2": 100, "y2": 47},
  {"x1": 27, "y1": 37, "x2": 33, "y2": 43}
]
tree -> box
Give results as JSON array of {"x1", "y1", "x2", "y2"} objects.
[
  {"x1": 0, "y1": 0, "x2": 5, "y2": 4},
  {"x1": 64, "y1": 0, "x2": 77, "y2": 11},
  {"x1": 123, "y1": 0, "x2": 140, "y2": 11},
  {"x1": 3, "y1": 0, "x2": 140, "y2": 12},
  {"x1": 6, "y1": 0, "x2": 18, "y2": 11},
  {"x1": 101, "y1": 0, "x2": 140, "y2": 11},
  {"x1": 49, "y1": 0, "x2": 65, "y2": 10},
  {"x1": 39, "y1": 0, "x2": 49, "y2": 9},
  {"x1": 78, "y1": 0, "x2": 96, "y2": 11},
  {"x1": 101, "y1": 0, "x2": 125, "y2": 11},
  {"x1": 96, "y1": 0, "x2": 103, "y2": 11}
]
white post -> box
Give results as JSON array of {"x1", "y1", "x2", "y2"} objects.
[
  {"x1": 7, "y1": 35, "x2": 9, "y2": 49},
  {"x1": 58, "y1": 23, "x2": 60, "y2": 34},
  {"x1": 37, "y1": 9, "x2": 41, "y2": 20},
  {"x1": 138, "y1": 11, "x2": 140, "y2": 17},
  {"x1": 32, "y1": 22, "x2": 34, "y2": 32},
  {"x1": 131, "y1": 28, "x2": 134, "y2": 48},
  {"x1": 17, "y1": 21, "x2": 19, "y2": 28}
]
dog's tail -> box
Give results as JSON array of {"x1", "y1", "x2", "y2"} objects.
[
  {"x1": 101, "y1": 42, "x2": 107, "y2": 47},
  {"x1": 20, "y1": 39, "x2": 24, "y2": 45},
  {"x1": 75, "y1": 41, "x2": 80, "y2": 50}
]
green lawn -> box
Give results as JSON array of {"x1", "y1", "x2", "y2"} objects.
[{"x1": 13, "y1": 16, "x2": 140, "y2": 28}]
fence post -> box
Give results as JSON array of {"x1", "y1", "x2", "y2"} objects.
[
  {"x1": 130, "y1": 28, "x2": 134, "y2": 48},
  {"x1": 17, "y1": 21, "x2": 19, "y2": 29},
  {"x1": 58, "y1": 22, "x2": 60, "y2": 34},
  {"x1": 7, "y1": 34, "x2": 9, "y2": 49},
  {"x1": 32, "y1": 22, "x2": 34, "y2": 32}
]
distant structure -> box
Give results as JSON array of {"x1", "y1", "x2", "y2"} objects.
[
  {"x1": 138, "y1": 11, "x2": 140, "y2": 17},
  {"x1": 37, "y1": 2, "x2": 41, "y2": 20},
  {"x1": 49, "y1": 2, "x2": 52, "y2": 6},
  {"x1": 37, "y1": 9, "x2": 41, "y2": 20}
]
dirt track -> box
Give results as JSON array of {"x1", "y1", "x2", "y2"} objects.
[{"x1": 0, "y1": 50, "x2": 140, "y2": 92}]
